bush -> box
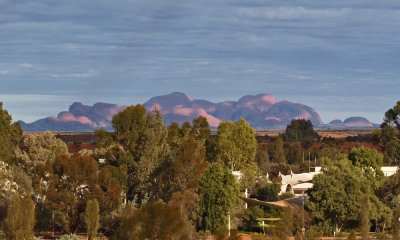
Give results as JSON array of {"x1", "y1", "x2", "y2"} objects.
[
  {"x1": 305, "y1": 227, "x2": 322, "y2": 240},
  {"x1": 251, "y1": 233, "x2": 269, "y2": 240},
  {"x1": 57, "y1": 234, "x2": 80, "y2": 240},
  {"x1": 3, "y1": 195, "x2": 35, "y2": 240},
  {"x1": 84, "y1": 199, "x2": 100, "y2": 240},
  {"x1": 347, "y1": 231, "x2": 356, "y2": 240}
]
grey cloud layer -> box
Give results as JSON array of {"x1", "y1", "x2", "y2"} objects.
[{"x1": 0, "y1": 0, "x2": 399, "y2": 123}]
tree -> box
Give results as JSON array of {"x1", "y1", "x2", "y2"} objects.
[
  {"x1": 216, "y1": 118, "x2": 257, "y2": 171},
  {"x1": 270, "y1": 135, "x2": 286, "y2": 164},
  {"x1": 94, "y1": 129, "x2": 114, "y2": 148},
  {"x1": 380, "y1": 101, "x2": 400, "y2": 164},
  {"x1": 112, "y1": 105, "x2": 147, "y2": 153},
  {"x1": 129, "y1": 111, "x2": 169, "y2": 204},
  {"x1": 348, "y1": 146, "x2": 384, "y2": 190},
  {"x1": 17, "y1": 132, "x2": 68, "y2": 174},
  {"x1": 393, "y1": 204, "x2": 400, "y2": 240},
  {"x1": 3, "y1": 195, "x2": 35, "y2": 240},
  {"x1": 112, "y1": 106, "x2": 169, "y2": 204},
  {"x1": 0, "y1": 102, "x2": 22, "y2": 164},
  {"x1": 273, "y1": 207, "x2": 293, "y2": 240},
  {"x1": 360, "y1": 193, "x2": 370, "y2": 240},
  {"x1": 192, "y1": 116, "x2": 212, "y2": 143},
  {"x1": 307, "y1": 158, "x2": 390, "y2": 234},
  {"x1": 85, "y1": 199, "x2": 100, "y2": 240},
  {"x1": 283, "y1": 119, "x2": 320, "y2": 144},
  {"x1": 116, "y1": 201, "x2": 192, "y2": 240},
  {"x1": 256, "y1": 143, "x2": 270, "y2": 174},
  {"x1": 0, "y1": 161, "x2": 33, "y2": 222},
  {"x1": 197, "y1": 161, "x2": 239, "y2": 234},
  {"x1": 48, "y1": 154, "x2": 100, "y2": 232},
  {"x1": 155, "y1": 133, "x2": 208, "y2": 201},
  {"x1": 192, "y1": 116, "x2": 215, "y2": 161},
  {"x1": 382, "y1": 100, "x2": 400, "y2": 131}
]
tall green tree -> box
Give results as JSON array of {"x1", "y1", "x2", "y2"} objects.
[
  {"x1": 0, "y1": 102, "x2": 22, "y2": 164},
  {"x1": 197, "y1": 161, "x2": 239, "y2": 234},
  {"x1": 216, "y1": 118, "x2": 257, "y2": 171},
  {"x1": 379, "y1": 101, "x2": 400, "y2": 164},
  {"x1": 283, "y1": 119, "x2": 320, "y2": 144},
  {"x1": 256, "y1": 143, "x2": 270, "y2": 174},
  {"x1": 393, "y1": 204, "x2": 400, "y2": 240},
  {"x1": 3, "y1": 195, "x2": 35, "y2": 240},
  {"x1": 348, "y1": 146, "x2": 384, "y2": 190},
  {"x1": 360, "y1": 193, "x2": 370, "y2": 240},
  {"x1": 112, "y1": 105, "x2": 147, "y2": 154},
  {"x1": 85, "y1": 199, "x2": 100, "y2": 240},
  {"x1": 192, "y1": 116, "x2": 212, "y2": 143},
  {"x1": 307, "y1": 158, "x2": 390, "y2": 234},
  {"x1": 112, "y1": 106, "x2": 169, "y2": 204},
  {"x1": 382, "y1": 100, "x2": 400, "y2": 131},
  {"x1": 270, "y1": 135, "x2": 286, "y2": 164}
]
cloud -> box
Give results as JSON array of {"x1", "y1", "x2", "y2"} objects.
[{"x1": 0, "y1": 0, "x2": 399, "y2": 123}]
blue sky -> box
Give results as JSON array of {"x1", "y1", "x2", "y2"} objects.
[{"x1": 0, "y1": 0, "x2": 399, "y2": 123}]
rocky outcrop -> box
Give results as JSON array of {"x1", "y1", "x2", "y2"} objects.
[{"x1": 20, "y1": 92, "x2": 324, "y2": 131}]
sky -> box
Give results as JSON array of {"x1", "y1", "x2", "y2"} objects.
[{"x1": 0, "y1": 0, "x2": 399, "y2": 124}]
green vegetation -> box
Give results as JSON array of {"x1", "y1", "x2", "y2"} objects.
[
  {"x1": 3, "y1": 195, "x2": 35, "y2": 240},
  {"x1": 1, "y1": 100, "x2": 400, "y2": 238},
  {"x1": 84, "y1": 199, "x2": 100, "y2": 240},
  {"x1": 197, "y1": 161, "x2": 239, "y2": 234}
]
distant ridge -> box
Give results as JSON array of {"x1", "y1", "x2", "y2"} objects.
[{"x1": 18, "y1": 92, "x2": 376, "y2": 132}]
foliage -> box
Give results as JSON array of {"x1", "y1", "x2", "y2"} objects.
[
  {"x1": 0, "y1": 161, "x2": 33, "y2": 222},
  {"x1": 168, "y1": 189, "x2": 200, "y2": 225},
  {"x1": 348, "y1": 146, "x2": 384, "y2": 190},
  {"x1": 285, "y1": 142, "x2": 303, "y2": 165},
  {"x1": 85, "y1": 199, "x2": 100, "y2": 240},
  {"x1": 3, "y1": 195, "x2": 35, "y2": 240},
  {"x1": 57, "y1": 234, "x2": 80, "y2": 240},
  {"x1": 270, "y1": 135, "x2": 286, "y2": 164},
  {"x1": 359, "y1": 193, "x2": 369, "y2": 240},
  {"x1": 155, "y1": 133, "x2": 208, "y2": 201},
  {"x1": 256, "y1": 143, "x2": 270, "y2": 174},
  {"x1": 216, "y1": 118, "x2": 257, "y2": 171},
  {"x1": 284, "y1": 119, "x2": 320, "y2": 144},
  {"x1": 379, "y1": 101, "x2": 400, "y2": 164},
  {"x1": 115, "y1": 201, "x2": 192, "y2": 240},
  {"x1": 273, "y1": 207, "x2": 293, "y2": 240},
  {"x1": 112, "y1": 105, "x2": 147, "y2": 153},
  {"x1": 197, "y1": 161, "x2": 240, "y2": 234},
  {"x1": 241, "y1": 206, "x2": 265, "y2": 232},
  {"x1": 94, "y1": 129, "x2": 114, "y2": 148},
  {"x1": 393, "y1": 204, "x2": 400, "y2": 240},
  {"x1": 382, "y1": 100, "x2": 400, "y2": 130},
  {"x1": 0, "y1": 103, "x2": 22, "y2": 164},
  {"x1": 18, "y1": 132, "x2": 69, "y2": 167},
  {"x1": 113, "y1": 106, "x2": 169, "y2": 204},
  {"x1": 307, "y1": 158, "x2": 390, "y2": 234},
  {"x1": 252, "y1": 182, "x2": 280, "y2": 202}
]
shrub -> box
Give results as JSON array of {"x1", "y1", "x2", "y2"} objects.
[
  {"x1": 57, "y1": 234, "x2": 80, "y2": 240},
  {"x1": 3, "y1": 195, "x2": 35, "y2": 240},
  {"x1": 84, "y1": 199, "x2": 100, "y2": 240}
]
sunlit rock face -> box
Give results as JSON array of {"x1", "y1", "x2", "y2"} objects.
[{"x1": 20, "y1": 92, "x2": 324, "y2": 131}]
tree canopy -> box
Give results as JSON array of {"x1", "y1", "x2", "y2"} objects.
[
  {"x1": 216, "y1": 118, "x2": 257, "y2": 171},
  {"x1": 284, "y1": 119, "x2": 320, "y2": 143},
  {"x1": 197, "y1": 161, "x2": 239, "y2": 233},
  {"x1": 0, "y1": 103, "x2": 22, "y2": 164}
]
